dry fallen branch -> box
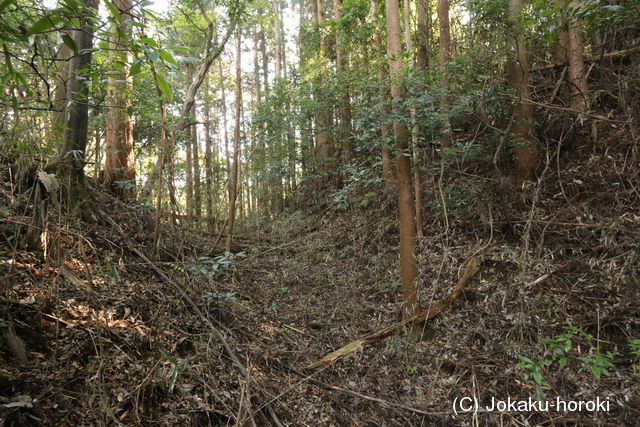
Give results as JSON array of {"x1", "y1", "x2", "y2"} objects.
[{"x1": 305, "y1": 257, "x2": 481, "y2": 370}]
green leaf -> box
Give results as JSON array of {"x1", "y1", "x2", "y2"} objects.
[
  {"x1": 139, "y1": 37, "x2": 158, "y2": 47},
  {"x1": 0, "y1": 0, "x2": 15, "y2": 14},
  {"x1": 129, "y1": 61, "x2": 142, "y2": 77},
  {"x1": 103, "y1": 0, "x2": 121, "y2": 21},
  {"x1": 160, "y1": 350, "x2": 177, "y2": 364},
  {"x1": 27, "y1": 14, "x2": 63, "y2": 36},
  {"x1": 169, "y1": 45, "x2": 190, "y2": 52},
  {"x1": 158, "y1": 49, "x2": 177, "y2": 65},
  {"x1": 61, "y1": 0, "x2": 79, "y2": 12},
  {"x1": 62, "y1": 34, "x2": 77, "y2": 54},
  {"x1": 146, "y1": 51, "x2": 159, "y2": 63},
  {"x1": 532, "y1": 370, "x2": 543, "y2": 385},
  {"x1": 156, "y1": 73, "x2": 172, "y2": 101}
]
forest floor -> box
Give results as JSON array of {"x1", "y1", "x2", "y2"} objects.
[{"x1": 1, "y1": 145, "x2": 639, "y2": 426}]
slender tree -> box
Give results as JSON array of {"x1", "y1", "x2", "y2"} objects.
[
  {"x1": 507, "y1": 0, "x2": 539, "y2": 182},
  {"x1": 58, "y1": 0, "x2": 99, "y2": 215},
  {"x1": 438, "y1": 0, "x2": 452, "y2": 149},
  {"x1": 51, "y1": 43, "x2": 71, "y2": 141},
  {"x1": 226, "y1": 29, "x2": 242, "y2": 253},
  {"x1": 371, "y1": 0, "x2": 395, "y2": 189},
  {"x1": 335, "y1": 0, "x2": 354, "y2": 161},
  {"x1": 185, "y1": 70, "x2": 194, "y2": 220},
  {"x1": 204, "y1": 77, "x2": 215, "y2": 232},
  {"x1": 104, "y1": 0, "x2": 135, "y2": 199},
  {"x1": 314, "y1": 0, "x2": 334, "y2": 173},
  {"x1": 385, "y1": 0, "x2": 422, "y2": 321},
  {"x1": 402, "y1": 0, "x2": 425, "y2": 240},
  {"x1": 566, "y1": 1, "x2": 588, "y2": 112},
  {"x1": 416, "y1": 0, "x2": 431, "y2": 69},
  {"x1": 192, "y1": 121, "x2": 202, "y2": 219}
]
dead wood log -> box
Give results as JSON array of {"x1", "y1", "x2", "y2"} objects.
[{"x1": 305, "y1": 257, "x2": 481, "y2": 370}]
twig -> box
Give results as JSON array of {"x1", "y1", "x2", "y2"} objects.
[
  {"x1": 281, "y1": 322, "x2": 315, "y2": 338},
  {"x1": 518, "y1": 97, "x2": 629, "y2": 124}
]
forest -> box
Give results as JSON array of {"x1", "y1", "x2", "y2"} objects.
[{"x1": 0, "y1": 0, "x2": 639, "y2": 424}]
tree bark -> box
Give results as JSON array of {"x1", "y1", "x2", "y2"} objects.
[
  {"x1": 226, "y1": 29, "x2": 242, "y2": 253},
  {"x1": 314, "y1": 0, "x2": 334, "y2": 173},
  {"x1": 566, "y1": 1, "x2": 588, "y2": 112},
  {"x1": 438, "y1": 0, "x2": 452, "y2": 149},
  {"x1": 185, "y1": 70, "x2": 194, "y2": 220},
  {"x1": 371, "y1": 0, "x2": 395, "y2": 189},
  {"x1": 192, "y1": 121, "x2": 202, "y2": 219},
  {"x1": 274, "y1": 0, "x2": 283, "y2": 80},
  {"x1": 385, "y1": 0, "x2": 422, "y2": 320},
  {"x1": 507, "y1": 0, "x2": 539, "y2": 183},
  {"x1": 51, "y1": 42, "x2": 70, "y2": 141},
  {"x1": 204, "y1": 77, "x2": 214, "y2": 232},
  {"x1": 58, "y1": 0, "x2": 99, "y2": 216},
  {"x1": 104, "y1": 0, "x2": 135, "y2": 199},
  {"x1": 416, "y1": 0, "x2": 431, "y2": 69},
  {"x1": 335, "y1": 0, "x2": 354, "y2": 161},
  {"x1": 402, "y1": 0, "x2": 425, "y2": 240}
]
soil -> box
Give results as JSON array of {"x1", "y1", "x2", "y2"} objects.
[{"x1": 0, "y1": 142, "x2": 639, "y2": 426}]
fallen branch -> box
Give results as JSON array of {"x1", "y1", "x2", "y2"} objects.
[{"x1": 305, "y1": 257, "x2": 481, "y2": 370}]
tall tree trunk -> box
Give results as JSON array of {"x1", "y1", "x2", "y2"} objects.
[
  {"x1": 226, "y1": 29, "x2": 242, "y2": 253},
  {"x1": 438, "y1": 0, "x2": 452, "y2": 149},
  {"x1": 416, "y1": 0, "x2": 431, "y2": 69},
  {"x1": 385, "y1": 0, "x2": 422, "y2": 321},
  {"x1": 260, "y1": 29, "x2": 270, "y2": 96},
  {"x1": 507, "y1": 0, "x2": 539, "y2": 182},
  {"x1": 371, "y1": 0, "x2": 395, "y2": 189},
  {"x1": 567, "y1": 1, "x2": 588, "y2": 112},
  {"x1": 335, "y1": 0, "x2": 354, "y2": 161},
  {"x1": 93, "y1": 118, "x2": 101, "y2": 177},
  {"x1": 314, "y1": 0, "x2": 334, "y2": 173},
  {"x1": 185, "y1": 70, "x2": 194, "y2": 221},
  {"x1": 402, "y1": 0, "x2": 425, "y2": 240},
  {"x1": 58, "y1": 0, "x2": 98, "y2": 216},
  {"x1": 253, "y1": 24, "x2": 266, "y2": 216},
  {"x1": 280, "y1": 3, "x2": 287, "y2": 79},
  {"x1": 274, "y1": 0, "x2": 283, "y2": 80},
  {"x1": 218, "y1": 60, "x2": 231, "y2": 218},
  {"x1": 192, "y1": 121, "x2": 202, "y2": 220},
  {"x1": 299, "y1": 0, "x2": 312, "y2": 179},
  {"x1": 51, "y1": 43, "x2": 70, "y2": 141},
  {"x1": 204, "y1": 77, "x2": 214, "y2": 233},
  {"x1": 104, "y1": 0, "x2": 135, "y2": 199},
  {"x1": 148, "y1": 61, "x2": 169, "y2": 254}
]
